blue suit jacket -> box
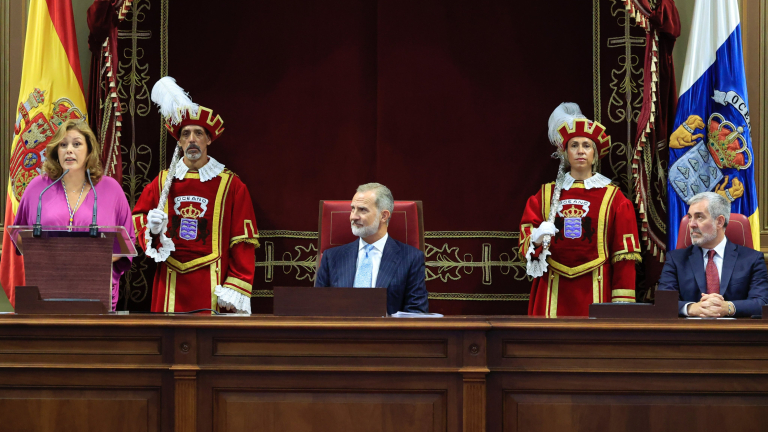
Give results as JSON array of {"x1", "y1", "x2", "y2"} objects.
[
  {"x1": 314, "y1": 236, "x2": 429, "y2": 315},
  {"x1": 657, "y1": 240, "x2": 768, "y2": 317}
]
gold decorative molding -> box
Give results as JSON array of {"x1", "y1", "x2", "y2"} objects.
[
  {"x1": 252, "y1": 290, "x2": 530, "y2": 302},
  {"x1": 0, "y1": 0, "x2": 26, "y2": 254},
  {"x1": 592, "y1": 0, "x2": 601, "y2": 123},
  {"x1": 158, "y1": 0, "x2": 169, "y2": 169},
  {"x1": 1, "y1": 0, "x2": 10, "y2": 242},
  {"x1": 742, "y1": 0, "x2": 768, "y2": 250}
]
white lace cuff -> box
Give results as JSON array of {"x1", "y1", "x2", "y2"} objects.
[
  {"x1": 144, "y1": 224, "x2": 175, "y2": 262},
  {"x1": 525, "y1": 241, "x2": 551, "y2": 278},
  {"x1": 214, "y1": 285, "x2": 252, "y2": 315}
]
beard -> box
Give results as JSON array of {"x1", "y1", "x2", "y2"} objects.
[
  {"x1": 185, "y1": 143, "x2": 202, "y2": 161},
  {"x1": 691, "y1": 227, "x2": 717, "y2": 246},
  {"x1": 351, "y1": 212, "x2": 381, "y2": 238}
]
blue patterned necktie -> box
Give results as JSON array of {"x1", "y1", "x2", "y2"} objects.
[{"x1": 353, "y1": 244, "x2": 375, "y2": 288}]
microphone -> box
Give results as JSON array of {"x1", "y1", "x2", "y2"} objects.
[
  {"x1": 86, "y1": 168, "x2": 98, "y2": 237},
  {"x1": 34, "y1": 169, "x2": 69, "y2": 237}
]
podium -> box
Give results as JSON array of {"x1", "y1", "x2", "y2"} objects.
[{"x1": 6, "y1": 225, "x2": 137, "y2": 314}]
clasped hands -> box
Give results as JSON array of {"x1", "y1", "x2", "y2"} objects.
[{"x1": 688, "y1": 293, "x2": 733, "y2": 318}]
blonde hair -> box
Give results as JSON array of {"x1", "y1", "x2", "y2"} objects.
[
  {"x1": 561, "y1": 138, "x2": 599, "y2": 173},
  {"x1": 43, "y1": 120, "x2": 104, "y2": 183}
]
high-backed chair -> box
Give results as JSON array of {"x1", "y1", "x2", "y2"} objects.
[
  {"x1": 676, "y1": 213, "x2": 753, "y2": 249},
  {"x1": 317, "y1": 200, "x2": 424, "y2": 266}
]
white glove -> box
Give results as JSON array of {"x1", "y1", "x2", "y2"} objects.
[
  {"x1": 530, "y1": 221, "x2": 558, "y2": 245},
  {"x1": 147, "y1": 209, "x2": 168, "y2": 235}
]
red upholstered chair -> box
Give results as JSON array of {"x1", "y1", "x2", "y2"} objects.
[
  {"x1": 676, "y1": 213, "x2": 753, "y2": 249},
  {"x1": 317, "y1": 200, "x2": 424, "y2": 265}
]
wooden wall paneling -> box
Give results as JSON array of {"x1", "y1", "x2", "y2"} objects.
[
  {"x1": 197, "y1": 371, "x2": 458, "y2": 432},
  {"x1": 0, "y1": 369, "x2": 164, "y2": 432},
  {"x1": 197, "y1": 325, "x2": 464, "y2": 370},
  {"x1": 487, "y1": 322, "x2": 768, "y2": 373},
  {"x1": 0, "y1": 324, "x2": 169, "y2": 365},
  {"x1": 487, "y1": 319, "x2": 768, "y2": 432},
  {"x1": 500, "y1": 374, "x2": 768, "y2": 432},
  {"x1": 461, "y1": 330, "x2": 488, "y2": 432},
  {"x1": 191, "y1": 320, "x2": 487, "y2": 432},
  {"x1": 174, "y1": 327, "x2": 199, "y2": 432}
]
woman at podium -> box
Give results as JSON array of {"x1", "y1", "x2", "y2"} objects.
[
  {"x1": 14, "y1": 120, "x2": 135, "y2": 311},
  {"x1": 519, "y1": 103, "x2": 642, "y2": 317}
]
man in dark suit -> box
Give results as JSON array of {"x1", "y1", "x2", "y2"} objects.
[
  {"x1": 658, "y1": 192, "x2": 768, "y2": 317},
  {"x1": 314, "y1": 183, "x2": 429, "y2": 314}
]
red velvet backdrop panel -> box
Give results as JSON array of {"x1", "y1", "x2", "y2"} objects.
[
  {"x1": 376, "y1": 0, "x2": 594, "y2": 230},
  {"x1": 171, "y1": 1, "x2": 378, "y2": 230},
  {"x1": 165, "y1": 0, "x2": 594, "y2": 315}
]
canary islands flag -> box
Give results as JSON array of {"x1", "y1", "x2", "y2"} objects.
[
  {"x1": 0, "y1": 0, "x2": 87, "y2": 307},
  {"x1": 668, "y1": 0, "x2": 758, "y2": 250}
]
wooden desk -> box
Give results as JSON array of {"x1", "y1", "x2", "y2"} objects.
[
  {"x1": 0, "y1": 315, "x2": 767, "y2": 432},
  {"x1": 486, "y1": 317, "x2": 768, "y2": 432}
]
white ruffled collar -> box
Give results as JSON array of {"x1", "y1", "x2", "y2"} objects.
[
  {"x1": 173, "y1": 156, "x2": 225, "y2": 182},
  {"x1": 562, "y1": 172, "x2": 612, "y2": 190}
]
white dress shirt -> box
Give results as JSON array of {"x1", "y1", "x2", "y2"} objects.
[
  {"x1": 356, "y1": 233, "x2": 388, "y2": 287},
  {"x1": 683, "y1": 236, "x2": 728, "y2": 316}
]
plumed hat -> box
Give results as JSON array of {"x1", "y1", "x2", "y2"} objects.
[
  {"x1": 150, "y1": 76, "x2": 225, "y2": 142},
  {"x1": 547, "y1": 102, "x2": 610, "y2": 159}
]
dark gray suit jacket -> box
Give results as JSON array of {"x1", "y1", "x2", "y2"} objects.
[{"x1": 314, "y1": 236, "x2": 429, "y2": 314}]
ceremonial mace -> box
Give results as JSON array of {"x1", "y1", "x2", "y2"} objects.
[
  {"x1": 156, "y1": 144, "x2": 182, "y2": 212},
  {"x1": 541, "y1": 155, "x2": 566, "y2": 251}
]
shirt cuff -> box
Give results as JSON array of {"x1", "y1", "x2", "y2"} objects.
[{"x1": 682, "y1": 302, "x2": 694, "y2": 316}]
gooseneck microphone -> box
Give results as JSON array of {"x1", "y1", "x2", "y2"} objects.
[
  {"x1": 33, "y1": 169, "x2": 69, "y2": 237},
  {"x1": 86, "y1": 168, "x2": 98, "y2": 237}
]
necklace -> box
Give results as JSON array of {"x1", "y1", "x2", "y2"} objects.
[{"x1": 62, "y1": 179, "x2": 86, "y2": 228}]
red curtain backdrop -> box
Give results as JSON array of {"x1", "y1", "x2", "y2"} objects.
[{"x1": 106, "y1": 0, "x2": 618, "y2": 314}]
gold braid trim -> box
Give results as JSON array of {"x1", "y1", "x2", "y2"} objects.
[
  {"x1": 250, "y1": 290, "x2": 529, "y2": 301},
  {"x1": 611, "y1": 252, "x2": 643, "y2": 264},
  {"x1": 425, "y1": 231, "x2": 518, "y2": 239},
  {"x1": 249, "y1": 230, "x2": 521, "y2": 239},
  {"x1": 258, "y1": 230, "x2": 318, "y2": 239},
  {"x1": 231, "y1": 238, "x2": 261, "y2": 249},
  {"x1": 428, "y1": 292, "x2": 529, "y2": 301}
]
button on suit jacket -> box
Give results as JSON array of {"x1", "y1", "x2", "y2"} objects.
[
  {"x1": 315, "y1": 236, "x2": 429, "y2": 315},
  {"x1": 658, "y1": 239, "x2": 768, "y2": 317}
]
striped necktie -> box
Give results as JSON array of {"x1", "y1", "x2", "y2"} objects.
[{"x1": 353, "y1": 244, "x2": 375, "y2": 288}]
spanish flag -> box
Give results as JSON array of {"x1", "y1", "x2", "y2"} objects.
[{"x1": 0, "y1": 0, "x2": 87, "y2": 307}]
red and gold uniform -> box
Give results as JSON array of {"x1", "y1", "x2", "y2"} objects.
[
  {"x1": 133, "y1": 166, "x2": 259, "y2": 312},
  {"x1": 519, "y1": 178, "x2": 641, "y2": 317}
]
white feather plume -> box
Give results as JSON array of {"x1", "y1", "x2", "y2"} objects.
[
  {"x1": 547, "y1": 102, "x2": 587, "y2": 147},
  {"x1": 151, "y1": 76, "x2": 199, "y2": 125}
]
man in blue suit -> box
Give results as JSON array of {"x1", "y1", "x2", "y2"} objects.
[
  {"x1": 314, "y1": 183, "x2": 429, "y2": 314},
  {"x1": 658, "y1": 192, "x2": 768, "y2": 317}
]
